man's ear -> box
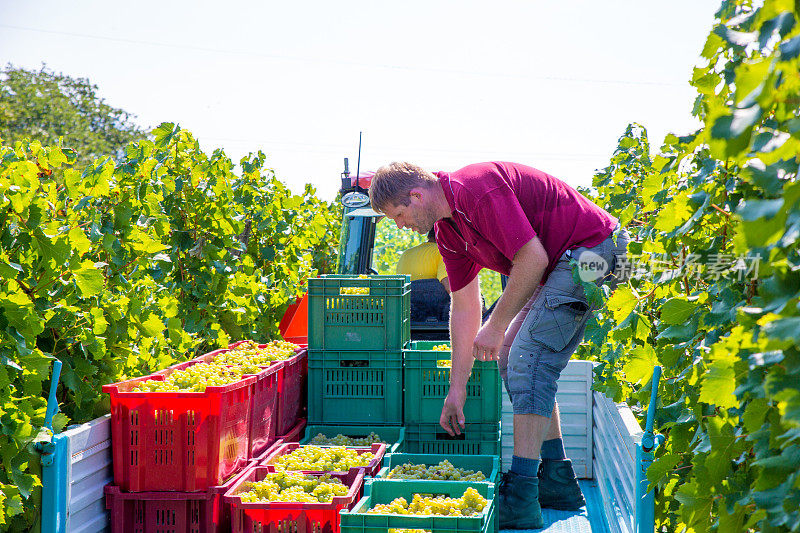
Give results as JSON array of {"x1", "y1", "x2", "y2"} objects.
[{"x1": 409, "y1": 187, "x2": 425, "y2": 203}]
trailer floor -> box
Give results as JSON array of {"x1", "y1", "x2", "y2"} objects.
[{"x1": 501, "y1": 479, "x2": 610, "y2": 533}]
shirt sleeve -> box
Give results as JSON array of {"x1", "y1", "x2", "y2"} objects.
[
  {"x1": 473, "y1": 186, "x2": 538, "y2": 262},
  {"x1": 396, "y1": 249, "x2": 408, "y2": 276},
  {"x1": 435, "y1": 252, "x2": 448, "y2": 282},
  {"x1": 438, "y1": 238, "x2": 482, "y2": 292}
]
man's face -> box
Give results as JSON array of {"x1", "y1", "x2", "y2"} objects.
[{"x1": 382, "y1": 193, "x2": 437, "y2": 235}]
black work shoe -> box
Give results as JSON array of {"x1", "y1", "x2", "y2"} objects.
[
  {"x1": 537, "y1": 459, "x2": 586, "y2": 510},
  {"x1": 498, "y1": 471, "x2": 544, "y2": 529}
]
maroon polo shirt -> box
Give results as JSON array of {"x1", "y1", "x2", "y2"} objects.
[{"x1": 434, "y1": 162, "x2": 618, "y2": 292}]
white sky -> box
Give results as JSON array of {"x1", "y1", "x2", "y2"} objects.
[{"x1": 1, "y1": 0, "x2": 719, "y2": 201}]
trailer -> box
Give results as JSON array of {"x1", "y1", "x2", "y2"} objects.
[
  {"x1": 39, "y1": 359, "x2": 661, "y2": 533},
  {"x1": 38, "y1": 162, "x2": 662, "y2": 532}
]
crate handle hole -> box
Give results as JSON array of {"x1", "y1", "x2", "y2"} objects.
[
  {"x1": 340, "y1": 360, "x2": 369, "y2": 367},
  {"x1": 436, "y1": 432, "x2": 466, "y2": 441}
]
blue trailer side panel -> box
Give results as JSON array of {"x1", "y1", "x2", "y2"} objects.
[{"x1": 41, "y1": 434, "x2": 70, "y2": 533}]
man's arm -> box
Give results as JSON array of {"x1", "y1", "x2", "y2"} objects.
[
  {"x1": 440, "y1": 275, "x2": 481, "y2": 435},
  {"x1": 473, "y1": 236, "x2": 549, "y2": 361}
]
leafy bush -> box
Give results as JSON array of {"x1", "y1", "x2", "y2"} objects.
[
  {"x1": 0, "y1": 124, "x2": 339, "y2": 530},
  {"x1": 579, "y1": 1, "x2": 800, "y2": 529}
]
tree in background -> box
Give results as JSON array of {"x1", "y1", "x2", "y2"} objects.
[{"x1": 0, "y1": 64, "x2": 147, "y2": 165}]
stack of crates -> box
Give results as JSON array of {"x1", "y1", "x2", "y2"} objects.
[
  {"x1": 102, "y1": 341, "x2": 309, "y2": 533},
  {"x1": 102, "y1": 366, "x2": 257, "y2": 533},
  {"x1": 306, "y1": 275, "x2": 410, "y2": 445},
  {"x1": 402, "y1": 340, "x2": 502, "y2": 456},
  {"x1": 301, "y1": 274, "x2": 501, "y2": 533},
  {"x1": 223, "y1": 441, "x2": 385, "y2": 532},
  {"x1": 341, "y1": 452, "x2": 500, "y2": 533}
]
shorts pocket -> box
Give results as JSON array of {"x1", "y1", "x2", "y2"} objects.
[{"x1": 528, "y1": 291, "x2": 590, "y2": 352}]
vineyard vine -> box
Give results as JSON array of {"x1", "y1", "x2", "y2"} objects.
[
  {"x1": 2, "y1": 0, "x2": 800, "y2": 531},
  {"x1": 0, "y1": 124, "x2": 339, "y2": 530},
  {"x1": 576, "y1": 0, "x2": 800, "y2": 530}
]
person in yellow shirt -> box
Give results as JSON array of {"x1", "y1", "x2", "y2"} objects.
[
  {"x1": 396, "y1": 229, "x2": 451, "y2": 293},
  {"x1": 397, "y1": 230, "x2": 451, "y2": 325}
]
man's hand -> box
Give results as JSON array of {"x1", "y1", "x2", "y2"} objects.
[
  {"x1": 440, "y1": 386, "x2": 467, "y2": 436},
  {"x1": 472, "y1": 321, "x2": 505, "y2": 361}
]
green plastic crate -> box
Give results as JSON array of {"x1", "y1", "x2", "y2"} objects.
[
  {"x1": 404, "y1": 341, "x2": 502, "y2": 425},
  {"x1": 308, "y1": 350, "x2": 403, "y2": 425},
  {"x1": 308, "y1": 275, "x2": 411, "y2": 351},
  {"x1": 300, "y1": 425, "x2": 406, "y2": 454},
  {"x1": 404, "y1": 423, "x2": 501, "y2": 456},
  {"x1": 339, "y1": 479, "x2": 497, "y2": 533},
  {"x1": 377, "y1": 452, "x2": 501, "y2": 484}
]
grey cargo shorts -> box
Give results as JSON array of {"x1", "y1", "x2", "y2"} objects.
[{"x1": 498, "y1": 228, "x2": 630, "y2": 417}]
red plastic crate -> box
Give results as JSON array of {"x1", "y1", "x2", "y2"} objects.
[
  {"x1": 279, "y1": 418, "x2": 307, "y2": 443},
  {"x1": 276, "y1": 349, "x2": 308, "y2": 436},
  {"x1": 103, "y1": 466, "x2": 252, "y2": 533},
  {"x1": 224, "y1": 466, "x2": 365, "y2": 533},
  {"x1": 247, "y1": 362, "x2": 282, "y2": 459},
  {"x1": 190, "y1": 342, "x2": 284, "y2": 459},
  {"x1": 102, "y1": 369, "x2": 255, "y2": 492},
  {"x1": 256, "y1": 442, "x2": 386, "y2": 478}
]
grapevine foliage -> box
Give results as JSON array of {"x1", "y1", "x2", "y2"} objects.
[
  {"x1": 576, "y1": 1, "x2": 800, "y2": 530},
  {"x1": 0, "y1": 124, "x2": 339, "y2": 530}
]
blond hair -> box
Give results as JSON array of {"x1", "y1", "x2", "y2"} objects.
[{"x1": 369, "y1": 162, "x2": 439, "y2": 212}]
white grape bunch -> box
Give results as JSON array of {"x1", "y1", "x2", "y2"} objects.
[
  {"x1": 131, "y1": 339, "x2": 300, "y2": 392},
  {"x1": 214, "y1": 339, "x2": 299, "y2": 367},
  {"x1": 131, "y1": 362, "x2": 246, "y2": 392},
  {"x1": 385, "y1": 460, "x2": 486, "y2": 481},
  {"x1": 367, "y1": 487, "x2": 487, "y2": 516},
  {"x1": 309, "y1": 432, "x2": 385, "y2": 446},
  {"x1": 272, "y1": 445, "x2": 376, "y2": 471},
  {"x1": 238, "y1": 471, "x2": 349, "y2": 503},
  {"x1": 340, "y1": 275, "x2": 370, "y2": 295}
]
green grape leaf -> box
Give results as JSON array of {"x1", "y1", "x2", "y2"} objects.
[
  {"x1": 743, "y1": 398, "x2": 770, "y2": 433},
  {"x1": 68, "y1": 227, "x2": 93, "y2": 256},
  {"x1": 72, "y1": 261, "x2": 105, "y2": 298},
  {"x1": 33, "y1": 227, "x2": 70, "y2": 266},
  {"x1": 646, "y1": 452, "x2": 681, "y2": 485},
  {"x1": 90, "y1": 308, "x2": 108, "y2": 335},
  {"x1": 139, "y1": 313, "x2": 164, "y2": 337},
  {"x1": 153, "y1": 122, "x2": 180, "y2": 147},
  {"x1": 713, "y1": 24, "x2": 757, "y2": 47},
  {"x1": 605, "y1": 285, "x2": 638, "y2": 323},
  {"x1": 699, "y1": 360, "x2": 737, "y2": 409},
  {"x1": 624, "y1": 345, "x2": 659, "y2": 385},
  {"x1": 734, "y1": 58, "x2": 771, "y2": 105},
  {"x1": 660, "y1": 298, "x2": 698, "y2": 325},
  {"x1": 653, "y1": 192, "x2": 691, "y2": 233},
  {"x1": 762, "y1": 317, "x2": 800, "y2": 341}
]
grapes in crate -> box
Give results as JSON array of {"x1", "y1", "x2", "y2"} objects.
[
  {"x1": 272, "y1": 445, "x2": 375, "y2": 472},
  {"x1": 132, "y1": 362, "x2": 246, "y2": 392},
  {"x1": 340, "y1": 287, "x2": 370, "y2": 295},
  {"x1": 368, "y1": 487, "x2": 487, "y2": 516},
  {"x1": 309, "y1": 432, "x2": 385, "y2": 446},
  {"x1": 239, "y1": 471, "x2": 348, "y2": 503},
  {"x1": 385, "y1": 460, "x2": 486, "y2": 481},
  {"x1": 214, "y1": 339, "x2": 300, "y2": 367},
  {"x1": 131, "y1": 339, "x2": 300, "y2": 392},
  {"x1": 340, "y1": 274, "x2": 370, "y2": 295}
]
